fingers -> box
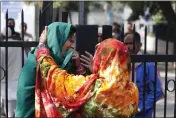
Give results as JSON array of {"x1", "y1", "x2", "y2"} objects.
[
  {"x1": 40, "y1": 30, "x2": 45, "y2": 38},
  {"x1": 80, "y1": 57, "x2": 90, "y2": 65},
  {"x1": 85, "y1": 51, "x2": 93, "y2": 59},
  {"x1": 72, "y1": 55, "x2": 78, "y2": 60},
  {"x1": 44, "y1": 26, "x2": 48, "y2": 34},
  {"x1": 39, "y1": 26, "x2": 48, "y2": 44},
  {"x1": 80, "y1": 55, "x2": 91, "y2": 62},
  {"x1": 80, "y1": 63, "x2": 89, "y2": 68}
]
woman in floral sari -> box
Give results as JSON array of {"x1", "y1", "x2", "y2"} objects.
[{"x1": 35, "y1": 28, "x2": 139, "y2": 117}]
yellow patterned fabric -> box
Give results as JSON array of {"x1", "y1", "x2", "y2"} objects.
[{"x1": 35, "y1": 39, "x2": 139, "y2": 118}]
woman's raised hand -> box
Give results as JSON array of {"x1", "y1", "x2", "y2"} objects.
[
  {"x1": 39, "y1": 26, "x2": 48, "y2": 44},
  {"x1": 80, "y1": 51, "x2": 93, "y2": 73}
]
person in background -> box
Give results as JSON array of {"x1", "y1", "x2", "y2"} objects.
[
  {"x1": 126, "y1": 22, "x2": 133, "y2": 34},
  {"x1": 8, "y1": 18, "x2": 21, "y2": 40},
  {"x1": 21, "y1": 22, "x2": 34, "y2": 56},
  {"x1": 21, "y1": 22, "x2": 34, "y2": 42},
  {"x1": 98, "y1": 26, "x2": 103, "y2": 42},
  {"x1": 124, "y1": 32, "x2": 164, "y2": 118},
  {"x1": 0, "y1": 27, "x2": 22, "y2": 117},
  {"x1": 0, "y1": 33, "x2": 5, "y2": 40},
  {"x1": 112, "y1": 22, "x2": 121, "y2": 40}
]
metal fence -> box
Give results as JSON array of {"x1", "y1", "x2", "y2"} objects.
[{"x1": 0, "y1": 9, "x2": 176, "y2": 118}]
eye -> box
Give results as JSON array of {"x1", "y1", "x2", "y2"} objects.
[{"x1": 69, "y1": 39, "x2": 74, "y2": 43}]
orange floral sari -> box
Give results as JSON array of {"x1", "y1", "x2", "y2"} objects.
[{"x1": 35, "y1": 39, "x2": 139, "y2": 118}]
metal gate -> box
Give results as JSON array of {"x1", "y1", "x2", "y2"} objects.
[{"x1": 0, "y1": 9, "x2": 176, "y2": 118}]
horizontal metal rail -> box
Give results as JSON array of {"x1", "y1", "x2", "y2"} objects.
[{"x1": 1, "y1": 41, "x2": 176, "y2": 62}]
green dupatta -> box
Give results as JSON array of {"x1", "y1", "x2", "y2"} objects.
[{"x1": 15, "y1": 22, "x2": 73, "y2": 117}]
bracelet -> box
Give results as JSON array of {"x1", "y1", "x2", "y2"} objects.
[
  {"x1": 37, "y1": 43, "x2": 46, "y2": 49},
  {"x1": 76, "y1": 66, "x2": 86, "y2": 75}
]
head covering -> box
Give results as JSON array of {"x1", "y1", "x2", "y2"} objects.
[
  {"x1": 35, "y1": 38, "x2": 139, "y2": 117},
  {"x1": 84, "y1": 39, "x2": 138, "y2": 117},
  {"x1": 15, "y1": 22, "x2": 73, "y2": 117},
  {"x1": 93, "y1": 39, "x2": 131, "y2": 74},
  {"x1": 46, "y1": 22, "x2": 73, "y2": 68}
]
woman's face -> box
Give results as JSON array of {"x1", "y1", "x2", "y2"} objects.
[{"x1": 62, "y1": 33, "x2": 75, "y2": 55}]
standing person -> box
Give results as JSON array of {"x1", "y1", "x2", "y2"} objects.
[
  {"x1": 0, "y1": 27, "x2": 22, "y2": 117},
  {"x1": 21, "y1": 22, "x2": 34, "y2": 56},
  {"x1": 8, "y1": 18, "x2": 21, "y2": 40},
  {"x1": 15, "y1": 22, "x2": 85, "y2": 117},
  {"x1": 21, "y1": 22, "x2": 34, "y2": 42},
  {"x1": 125, "y1": 22, "x2": 133, "y2": 35},
  {"x1": 124, "y1": 32, "x2": 164, "y2": 118},
  {"x1": 112, "y1": 22, "x2": 121, "y2": 40},
  {"x1": 34, "y1": 28, "x2": 139, "y2": 117},
  {"x1": 98, "y1": 26, "x2": 103, "y2": 42}
]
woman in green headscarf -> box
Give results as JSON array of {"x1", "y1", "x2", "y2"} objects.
[{"x1": 15, "y1": 22, "x2": 85, "y2": 117}]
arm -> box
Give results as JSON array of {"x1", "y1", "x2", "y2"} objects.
[
  {"x1": 138, "y1": 63, "x2": 163, "y2": 111},
  {"x1": 36, "y1": 46, "x2": 97, "y2": 111}
]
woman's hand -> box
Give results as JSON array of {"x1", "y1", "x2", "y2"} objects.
[
  {"x1": 71, "y1": 49, "x2": 81, "y2": 67},
  {"x1": 39, "y1": 26, "x2": 48, "y2": 44},
  {"x1": 71, "y1": 49, "x2": 79, "y2": 60},
  {"x1": 80, "y1": 51, "x2": 93, "y2": 73}
]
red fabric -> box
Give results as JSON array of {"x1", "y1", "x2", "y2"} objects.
[
  {"x1": 36, "y1": 47, "x2": 50, "y2": 60},
  {"x1": 93, "y1": 38, "x2": 130, "y2": 74}
]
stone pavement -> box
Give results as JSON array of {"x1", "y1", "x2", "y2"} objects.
[{"x1": 156, "y1": 62, "x2": 175, "y2": 117}]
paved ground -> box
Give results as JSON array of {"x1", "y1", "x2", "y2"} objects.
[
  {"x1": 155, "y1": 62, "x2": 176, "y2": 117},
  {"x1": 140, "y1": 35, "x2": 176, "y2": 117}
]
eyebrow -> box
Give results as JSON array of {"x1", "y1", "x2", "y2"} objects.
[{"x1": 69, "y1": 39, "x2": 74, "y2": 43}]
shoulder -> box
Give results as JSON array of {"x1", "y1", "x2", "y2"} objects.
[
  {"x1": 140, "y1": 62, "x2": 155, "y2": 67},
  {"x1": 146, "y1": 62, "x2": 155, "y2": 68}
]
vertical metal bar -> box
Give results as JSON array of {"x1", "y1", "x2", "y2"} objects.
[
  {"x1": 121, "y1": 24, "x2": 124, "y2": 42},
  {"x1": 5, "y1": 9, "x2": 8, "y2": 118},
  {"x1": 132, "y1": 24, "x2": 136, "y2": 83},
  {"x1": 39, "y1": 10, "x2": 42, "y2": 35},
  {"x1": 21, "y1": 9, "x2": 24, "y2": 67},
  {"x1": 164, "y1": 26, "x2": 169, "y2": 118},
  {"x1": 174, "y1": 62, "x2": 176, "y2": 118},
  {"x1": 0, "y1": 0, "x2": 1, "y2": 35},
  {"x1": 142, "y1": 26, "x2": 147, "y2": 118},
  {"x1": 153, "y1": 25, "x2": 158, "y2": 118},
  {"x1": 0, "y1": 1, "x2": 1, "y2": 116},
  {"x1": 144, "y1": 26, "x2": 147, "y2": 54},
  {"x1": 79, "y1": 1, "x2": 85, "y2": 25}
]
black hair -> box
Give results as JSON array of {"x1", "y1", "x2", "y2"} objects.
[
  {"x1": 124, "y1": 32, "x2": 141, "y2": 43},
  {"x1": 134, "y1": 32, "x2": 141, "y2": 43},
  {"x1": 113, "y1": 22, "x2": 121, "y2": 28},
  {"x1": 127, "y1": 22, "x2": 133, "y2": 26},
  {"x1": 8, "y1": 18, "x2": 15, "y2": 23},
  {"x1": 68, "y1": 25, "x2": 76, "y2": 37}
]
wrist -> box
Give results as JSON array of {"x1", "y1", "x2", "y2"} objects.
[
  {"x1": 76, "y1": 65, "x2": 86, "y2": 75},
  {"x1": 39, "y1": 42, "x2": 44, "y2": 45},
  {"x1": 37, "y1": 43, "x2": 46, "y2": 49}
]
